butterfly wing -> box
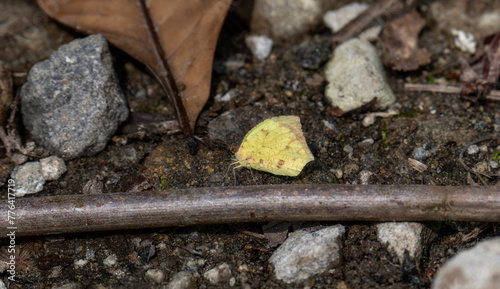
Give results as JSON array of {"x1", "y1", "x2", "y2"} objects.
[{"x1": 235, "y1": 116, "x2": 314, "y2": 176}]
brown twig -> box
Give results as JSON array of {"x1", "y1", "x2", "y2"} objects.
[
  {"x1": 331, "y1": 0, "x2": 418, "y2": 46},
  {"x1": 405, "y1": 83, "x2": 500, "y2": 101},
  {"x1": 2, "y1": 184, "x2": 499, "y2": 237}
]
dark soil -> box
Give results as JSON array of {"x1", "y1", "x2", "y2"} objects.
[{"x1": 0, "y1": 0, "x2": 499, "y2": 288}]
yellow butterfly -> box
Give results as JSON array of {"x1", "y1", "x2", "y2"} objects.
[{"x1": 234, "y1": 116, "x2": 314, "y2": 176}]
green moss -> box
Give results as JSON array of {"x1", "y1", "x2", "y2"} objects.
[
  {"x1": 381, "y1": 131, "x2": 388, "y2": 148},
  {"x1": 493, "y1": 150, "x2": 500, "y2": 162},
  {"x1": 159, "y1": 175, "x2": 169, "y2": 190}
]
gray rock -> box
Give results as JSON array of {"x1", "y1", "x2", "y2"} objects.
[
  {"x1": 166, "y1": 271, "x2": 196, "y2": 289},
  {"x1": 324, "y1": 38, "x2": 396, "y2": 113},
  {"x1": 251, "y1": 0, "x2": 325, "y2": 39},
  {"x1": 245, "y1": 35, "x2": 273, "y2": 60},
  {"x1": 376, "y1": 222, "x2": 434, "y2": 264},
  {"x1": 103, "y1": 254, "x2": 117, "y2": 267},
  {"x1": 203, "y1": 263, "x2": 231, "y2": 285},
  {"x1": 269, "y1": 224, "x2": 345, "y2": 283},
  {"x1": 40, "y1": 156, "x2": 66, "y2": 180},
  {"x1": 145, "y1": 268, "x2": 165, "y2": 284},
  {"x1": 10, "y1": 161, "x2": 45, "y2": 197},
  {"x1": 20, "y1": 34, "x2": 129, "y2": 159},
  {"x1": 432, "y1": 237, "x2": 500, "y2": 289}
]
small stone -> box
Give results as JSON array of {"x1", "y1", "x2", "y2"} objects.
[
  {"x1": 478, "y1": 12, "x2": 500, "y2": 34},
  {"x1": 214, "y1": 90, "x2": 235, "y2": 103},
  {"x1": 474, "y1": 161, "x2": 490, "y2": 174},
  {"x1": 10, "y1": 161, "x2": 45, "y2": 197},
  {"x1": 412, "y1": 146, "x2": 430, "y2": 161},
  {"x1": 245, "y1": 35, "x2": 273, "y2": 60},
  {"x1": 10, "y1": 153, "x2": 28, "y2": 165},
  {"x1": 343, "y1": 145, "x2": 353, "y2": 154},
  {"x1": 40, "y1": 156, "x2": 67, "y2": 181},
  {"x1": 145, "y1": 269, "x2": 165, "y2": 284},
  {"x1": 490, "y1": 161, "x2": 499, "y2": 169},
  {"x1": 251, "y1": 0, "x2": 325, "y2": 39},
  {"x1": 358, "y1": 138, "x2": 374, "y2": 147},
  {"x1": 324, "y1": 38, "x2": 396, "y2": 113},
  {"x1": 343, "y1": 164, "x2": 359, "y2": 176},
  {"x1": 86, "y1": 248, "x2": 95, "y2": 260},
  {"x1": 359, "y1": 170, "x2": 373, "y2": 185},
  {"x1": 224, "y1": 55, "x2": 246, "y2": 70},
  {"x1": 451, "y1": 29, "x2": 476, "y2": 54},
  {"x1": 48, "y1": 266, "x2": 63, "y2": 279},
  {"x1": 332, "y1": 169, "x2": 343, "y2": 179},
  {"x1": 203, "y1": 263, "x2": 232, "y2": 284},
  {"x1": 376, "y1": 222, "x2": 433, "y2": 264},
  {"x1": 166, "y1": 271, "x2": 196, "y2": 289},
  {"x1": 20, "y1": 34, "x2": 129, "y2": 159},
  {"x1": 323, "y1": 2, "x2": 369, "y2": 32},
  {"x1": 432, "y1": 237, "x2": 500, "y2": 289},
  {"x1": 0, "y1": 261, "x2": 8, "y2": 274},
  {"x1": 269, "y1": 225, "x2": 345, "y2": 283},
  {"x1": 467, "y1": 144, "x2": 479, "y2": 155},
  {"x1": 103, "y1": 254, "x2": 117, "y2": 267},
  {"x1": 73, "y1": 259, "x2": 88, "y2": 269}
]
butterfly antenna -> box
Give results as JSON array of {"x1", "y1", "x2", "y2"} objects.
[
  {"x1": 221, "y1": 164, "x2": 232, "y2": 186},
  {"x1": 222, "y1": 158, "x2": 242, "y2": 186},
  {"x1": 231, "y1": 159, "x2": 243, "y2": 186},
  {"x1": 250, "y1": 168, "x2": 257, "y2": 184}
]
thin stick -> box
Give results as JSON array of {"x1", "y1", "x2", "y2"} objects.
[
  {"x1": 404, "y1": 83, "x2": 500, "y2": 101},
  {"x1": 2, "y1": 184, "x2": 499, "y2": 237}
]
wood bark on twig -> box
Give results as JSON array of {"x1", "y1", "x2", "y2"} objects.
[{"x1": 2, "y1": 184, "x2": 499, "y2": 237}]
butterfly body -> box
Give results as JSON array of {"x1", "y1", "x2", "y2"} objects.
[{"x1": 235, "y1": 116, "x2": 314, "y2": 176}]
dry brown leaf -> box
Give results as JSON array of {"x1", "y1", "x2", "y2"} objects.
[
  {"x1": 460, "y1": 31, "x2": 500, "y2": 102},
  {"x1": 36, "y1": 0, "x2": 232, "y2": 136},
  {"x1": 380, "y1": 9, "x2": 431, "y2": 71}
]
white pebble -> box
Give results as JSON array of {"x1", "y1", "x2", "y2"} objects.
[
  {"x1": 323, "y1": 3, "x2": 368, "y2": 32},
  {"x1": 40, "y1": 156, "x2": 67, "y2": 181},
  {"x1": 145, "y1": 269, "x2": 165, "y2": 284},
  {"x1": 103, "y1": 254, "x2": 117, "y2": 267},
  {"x1": 245, "y1": 35, "x2": 273, "y2": 60},
  {"x1": 451, "y1": 29, "x2": 476, "y2": 54},
  {"x1": 467, "y1": 144, "x2": 479, "y2": 155}
]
